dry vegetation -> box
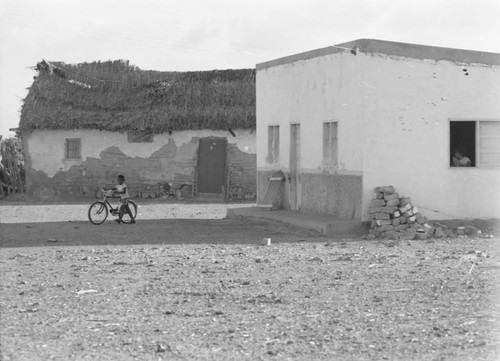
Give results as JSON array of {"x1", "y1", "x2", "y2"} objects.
[
  {"x1": 1, "y1": 235, "x2": 499, "y2": 361},
  {"x1": 20, "y1": 60, "x2": 255, "y2": 134}
]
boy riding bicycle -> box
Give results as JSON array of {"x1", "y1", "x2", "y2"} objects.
[{"x1": 104, "y1": 175, "x2": 135, "y2": 224}]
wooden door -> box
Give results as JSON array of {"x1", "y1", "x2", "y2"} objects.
[
  {"x1": 290, "y1": 124, "x2": 301, "y2": 210},
  {"x1": 197, "y1": 137, "x2": 227, "y2": 194}
]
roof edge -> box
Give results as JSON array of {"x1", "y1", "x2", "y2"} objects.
[
  {"x1": 257, "y1": 39, "x2": 500, "y2": 70},
  {"x1": 256, "y1": 46, "x2": 348, "y2": 71}
]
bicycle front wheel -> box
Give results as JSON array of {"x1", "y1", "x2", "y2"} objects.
[
  {"x1": 88, "y1": 201, "x2": 108, "y2": 225},
  {"x1": 121, "y1": 200, "x2": 138, "y2": 224}
]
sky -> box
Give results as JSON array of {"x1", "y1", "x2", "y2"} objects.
[{"x1": 0, "y1": 0, "x2": 499, "y2": 138}]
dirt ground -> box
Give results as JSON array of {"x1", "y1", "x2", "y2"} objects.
[{"x1": 1, "y1": 215, "x2": 499, "y2": 361}]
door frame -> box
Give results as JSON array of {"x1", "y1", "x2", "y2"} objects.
[
  {"x1": 196, "y1": 136, "x2": 227, "y2": 195},
  {"x1": 289, "y1": 123, "x2": 301, "y2": 210}
]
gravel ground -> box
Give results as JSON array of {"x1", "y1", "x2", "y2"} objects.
[
  {"x1": 0, "y1": 203, "x2": 253, "y2": 224},
  {"x1": 1, "y1": 201, "x2": 499, "y2": 360},
  {"x1": 1, "y1": 237, "x2": 499, "y2": 360}
]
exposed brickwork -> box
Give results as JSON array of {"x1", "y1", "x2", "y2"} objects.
[{"x1": 226, "y1": 143, "x2": 256, "y2": 200}]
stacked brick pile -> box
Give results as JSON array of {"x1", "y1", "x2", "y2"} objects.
[{"x1": 368, "y1": 186, "x2": 456, "y2": 240}]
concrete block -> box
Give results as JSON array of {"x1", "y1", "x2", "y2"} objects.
[
  {"x1": 392, "y1": 217, "x2": 401, "y2": 226},
  {"x1": 375, "y1": 186, "x2": 395, "y2": 194},
  {"x1": 376, "y1": 219, "x2": 392, "y2": 226},
  {"x1": 412, "y1": 207, "x2": 419, "y2": 214},
  {"x1": 393, "y1": 210, "x2": 401, "y2": 218},
  {"x1": 386, "y1": 199, "x2": 400, "y2": 207},
  {"x1": 374, "y1": 192, "x2": 384, "y2": 199},
  {"x1": 423, "y1": 223, "x2": 433, "y2": 232},
  {"x1": 384, "y1": 193, "x2": 399, "y2": 201},
  {"x1": 404, "y1": 210, "x2": 414, "y2": 217},
  {"x1": 368, "y1": 206, "x2": 383, "y2": 214},
  {"x1": 375, "y1": 213, "x2": 390, "y2": 220},
  {"x1": 408, "y1": 216, "x2": 417, "y2": 223},
  {"x1": 400, "y1": 216, "x2": 407, "y2": 224},
  {"x1": 371, "y1": 199, "x2": 387, "y2": 207},
  {"x1": 399, "y1": 204, "x2": 412, "y2": 213},
  {"x1": 414, "y1": 232, "x2": 429, "y2": 240},
  {"x1": 416, "y1": 216, "x2": 428, "y2": 225},
  {"x1": 379, "y1": 224, "x2": 395, "y2": 232},
  {"x1": 379, "y1": 206, "x2": 399, "y2": 214},
  {"x1": 410, "y1": 222, "x2": 421, "y2": 230},
  {"x1": 400, "y1": 197, "x2": 411, "y2": 206},
  {"x1": 395, "y1": 224, "x2": 410, "y2": 231}
]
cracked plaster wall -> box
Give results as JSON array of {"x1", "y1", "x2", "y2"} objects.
[{"x1": 23, "y1": 129, "x2": 256, "y2": 201}]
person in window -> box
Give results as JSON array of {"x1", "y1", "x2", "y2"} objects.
[{"x1": 452, "y1": 147, "x2": 472, "y2": 167}]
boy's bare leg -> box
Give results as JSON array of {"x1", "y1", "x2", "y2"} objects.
[
  {"x1": 114, "y1": 205, "x2": 124, "y2": 223},
  {"x1": 126, "y1": 205, "x2": 135, "y2": 223},
  {"x1": 117, "y1": 202, "x2": 135, "y2": 223}
]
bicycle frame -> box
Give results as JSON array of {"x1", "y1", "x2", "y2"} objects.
[
  {"x1": 88, "y1": 190, "x2": 137, "y2": 225},
  {"x1": 100, "y1": 194, "x2": 120, "y2": 216}
]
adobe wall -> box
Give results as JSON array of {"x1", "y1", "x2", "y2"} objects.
[{"x1": 23, "y1": 129, "x2": 256, "y2": 201}]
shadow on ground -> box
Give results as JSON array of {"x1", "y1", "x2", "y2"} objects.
[{"x1": 0, "y1": 217, "x2": 327, "y2": 248}]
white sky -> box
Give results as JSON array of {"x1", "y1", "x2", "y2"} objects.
[{"x1": 1, "y1": 0, "x2": 499, "y2": 138}]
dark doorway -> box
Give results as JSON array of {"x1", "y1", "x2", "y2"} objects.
[
  {"x1": 450, "y1": 121, "x2": 476, "y2": 167},
  {"x1": 197, "y1": 137, "x2": 227, "y2": 194}
]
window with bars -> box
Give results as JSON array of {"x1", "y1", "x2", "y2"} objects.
[
  {"x1": 65, "y1": 138, "x2": 81, "y2": 159},
  {"x1": 450, "y1": 120, "x2": 500, "y2": 168},
  {"x1": 323, "y1": 121, "x2": 338, "y2": 167},
  {"x1": 267, "y1": 125, "x2": 279, "y2": 163}
]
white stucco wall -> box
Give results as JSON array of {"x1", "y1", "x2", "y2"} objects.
[
  {"x1": 25, "y1": 128, "x2": 256, "y2": 178},
  {"x1": 256, "y1": 51, "x2": 363, "y2": 175},
  {"x1": 257, "y1": 48, "x2": 500, "y2": 221},
  {"x1": 358, "y1": 53, "x2": 500, "y2": 220}
]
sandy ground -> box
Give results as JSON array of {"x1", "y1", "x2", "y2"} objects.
[
  {"x1": 1, "y1": 202, "x2": 499, "y2": 360},
  {"x1": 1, "y1": 237, "x2": 499, "y2": 361},
  {"x1": 0, "y1": 202, "x2": 253, "y2": 224}
]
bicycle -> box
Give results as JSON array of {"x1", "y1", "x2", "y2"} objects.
[{"x1": 88, "y1": 189, "x2": 138, "y2": 225}]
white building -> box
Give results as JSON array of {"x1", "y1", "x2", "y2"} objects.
[{"x1": 256, "y1": 39, "x2": 500, "y2": 221}]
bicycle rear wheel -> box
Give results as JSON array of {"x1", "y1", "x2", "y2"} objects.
[
  {"x1": 121, "y1": 200, "x2": 138, "y2": 224},
  {"x1": 88, "y1": 201, "x2": 108, "y2": 225}
]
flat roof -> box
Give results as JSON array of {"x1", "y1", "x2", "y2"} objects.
[{"x1": 256, "y1": 39, "x2": 500, "y2": 70}]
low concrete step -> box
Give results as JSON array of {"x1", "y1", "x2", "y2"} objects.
[{"x1": 227, "y1": 206, "x2": 368, "y2": 237}]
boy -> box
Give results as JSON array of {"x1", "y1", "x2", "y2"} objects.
[{"x1": 108, "y1": 175, "x2": 135, "y2": 224}]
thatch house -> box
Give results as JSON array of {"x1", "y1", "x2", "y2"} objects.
[{"x1": 20, "y1": 60, "x2": 256, "y2": 201}]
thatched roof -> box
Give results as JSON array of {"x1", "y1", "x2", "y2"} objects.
[{"x1": 20, "y1": 60, "x2": 255, "y2": 133}]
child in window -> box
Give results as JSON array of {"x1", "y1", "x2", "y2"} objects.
[
  {"x1": 452, "y1": 147, "x2": 472, "y2": 167},
  {"x1": 109, "y1": 175, "x2": 135, "y2": 224}
]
